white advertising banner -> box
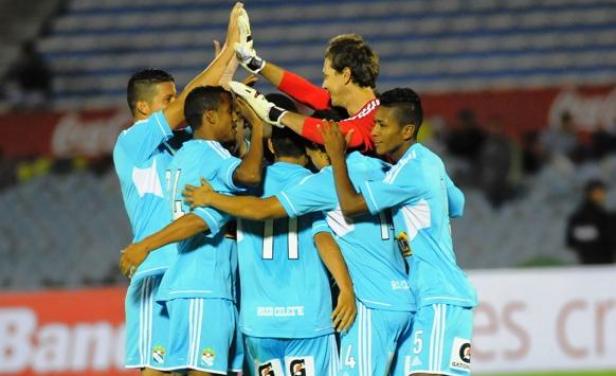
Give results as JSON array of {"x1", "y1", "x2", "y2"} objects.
[{"x1": 469, "y1": 266, "x2": 616, "y2": 373}]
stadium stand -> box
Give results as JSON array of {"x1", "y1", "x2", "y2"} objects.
[
  {"x1": 1, "y1": 150, "x2": 615, "y2": 289},
  {"x1": 36, "y1": 0, "x2": 616, "y2": 108}
]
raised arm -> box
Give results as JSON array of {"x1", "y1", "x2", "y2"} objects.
[
  {"x1": 163, "y1": 3, "x2": 243, "y2": 128},
  {"x1": 313, "y1": 230, "x2": 356, "y2": 332},
  {"x1": 231, "y1": 98, "x2": 266, "y2": 187}
]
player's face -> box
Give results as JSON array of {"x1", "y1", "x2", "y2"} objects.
[
  {"x1": 372, "y1": 106, "x2": 407, "y2": 157},
  {"x1": 213, "y1": 95, "x2": 237, "y2": 143},
  {"x1": 322, "y1": 58, "x2": 345, "y2": 106},
  {"x1": 148, "y1": 81, "x2": 177, "y2": 113}
]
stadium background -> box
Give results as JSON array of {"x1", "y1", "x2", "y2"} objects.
[{"x1": 0, "y1": 0, "x2": 615, "y2": 375}]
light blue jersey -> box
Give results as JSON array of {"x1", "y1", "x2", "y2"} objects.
[
  {"x1": 113, "y1": 111, "x2": 179, "y2": 281},
  {"x1": 360, "y1": 143, "x2": 477, "y2": 308},
  {"x1": 238, "y1": 162, "x2": 333, "y2": 339},
  {"x1": 276, "y1": 152, "x2": 415, "y2": 312},
  {"x1": 157, "y1": 139, "x2": 243, "y2": 302}
]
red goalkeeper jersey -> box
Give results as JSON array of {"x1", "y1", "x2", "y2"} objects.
[{"x1": 278, "y1": 70, "x2": 378, "y2": 150}]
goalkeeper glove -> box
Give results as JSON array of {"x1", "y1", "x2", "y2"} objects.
[
  {"x1": 235, "y1": 9, "x2": 265, "y2": 74},
  {"x1": 229, "y1": 81, "x2": 287, "y2": 127}
]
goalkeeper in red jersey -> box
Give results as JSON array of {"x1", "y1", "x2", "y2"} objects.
[{"x1": 234, "y1": 13, "x2": 380, "y2": 150}]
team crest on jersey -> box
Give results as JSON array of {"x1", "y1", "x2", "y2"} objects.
[
  {"x1": 450, "y1": 337, "x2": 471, "y2": 371},
  {"x1": 285, "y1": 356, "x2": 314, "y2": 376},
  {"x1": 201, "y1": 347, "x2": 216, "y2": 366},
  {"x1": 152, "y1": 345, "x2": 166, "y2": 364}
]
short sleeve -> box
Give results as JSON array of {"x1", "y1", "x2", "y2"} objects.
[
  {"x1": 115, "y1": 111, "x2": 172, "y2": 162},
  {"x1": 311, "y1": 212, "x2": 332, "y2": 237},
  {"x1": 276, "y1": 170, "x2": 337, "y2": 218},
  {"x1": 446, "y1": 174, "x2": 465, "y2": 218},
  {"x1": 360, "y1": 165, "x2": 427, "y2": 215},
  {"x1": 193, "y1": 206, "x2": 231, "y2": 237}
]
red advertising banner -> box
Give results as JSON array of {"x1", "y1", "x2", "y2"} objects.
[
  {"x1": 0, "y1": 287, "x2": 135, "y2": 376},
  {"x1": 0, "y1": 85, "x2": 614, "y2": 158}
]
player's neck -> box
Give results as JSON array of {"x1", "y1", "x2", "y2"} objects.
[
  {"x1": 390, "y1": 140, "x2": 416, "y2": 162},
  {"x1": 275, "y1": 155, "x2": 307, "y2": 166},
  {"x1": 343, "y1": 86, "x2": 376, "y2": 115}
]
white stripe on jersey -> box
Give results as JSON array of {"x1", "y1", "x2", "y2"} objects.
[{"x1": 147, "y1": 279, "x2": 154, "y2": 365}]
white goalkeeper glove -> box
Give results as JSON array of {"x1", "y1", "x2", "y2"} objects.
[
  {"x1": 229, "y1": 81, "x2": 287, "y2": 127},
  {"x1": 235, "y1": 9, "x2": 265, "y2": 74}
]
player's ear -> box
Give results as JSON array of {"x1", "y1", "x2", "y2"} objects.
[
  {"x1": 135, "y1": 100, "x2": 150, "y2": 117},
  {"x1": 267, "y1": 138, "x2": 275, "y2": 155},
  {"x1": 402, "y1": 123, "x2": 416, "y2": 141},
  {"x1": 204, "y1": 109, "x2": 218, "y2": 125},
  {"x1": 342, "y1": 67, "x2": 352, "y2": 85}
]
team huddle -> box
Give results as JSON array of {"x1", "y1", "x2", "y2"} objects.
[{"x1": 113, "y1": 3, "x2": 477, "y2": 376}]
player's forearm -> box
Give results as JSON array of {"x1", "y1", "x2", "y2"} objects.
[
  {"x1": 219, "y1": 55, "x2": 240, "y2": 89},
  {"x1": 280, "y1": 111, "x2": 308, "y2": 137},
  {"x1": 141, "y1": 213, "x2": 208, "y2": 253},
  {"x1": 164, "y1": 46, "x2": 235, "y2": 128},
  {"x1": 206, "y1": 194, "x2": 284, "y2": 221},
  {"x1": 315, "y1": 232, "x2": 354, "y2": 293},
  {"x1": 259, "y1": 61, "x2": 284, "y2": 87},
  {"x1": 233, "y1": 119, "x2": 264, "y2": 186},
  {"x1": 276, "y1": 69, "x2": 330, "y2": 110},
  {"x1": 330, "y1": 155, "x2": 369, "y2": 216}
]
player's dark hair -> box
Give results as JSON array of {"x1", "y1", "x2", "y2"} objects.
[
  {"x1": 379, "y1": 88, "x2": 423, "y2": 139},
  {"x1": 325, "y1": 34, "x2": 379, "y2": 89},
  {"x1": 126, "y1": 69, "x2": 175, "y2": 115},
  {"x1": 184, "y1": 86, "x2": 231, "y2": 130},
  {"x1": 270, "y1": 127, "x2": 308, "y2": 159}
]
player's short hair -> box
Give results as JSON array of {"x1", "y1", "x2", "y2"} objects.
[
  {"x1": 325, "y1": 34, "x2": 379, "y2": 88},
  {"x1": 379, "y1": 88, "x2": 423, "y2": 139},
  {"x1": 270, "y1": 127, "x2": 308, "y2": 159},
  {"x1": 184, "y1": 86, "x2": 231, "y2": 130},
  {"x1": 126, "y1": 69, "x2": 175, "y2": 115}
]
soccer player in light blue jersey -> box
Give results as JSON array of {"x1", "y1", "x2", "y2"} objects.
[
  {"x1": 115, "y1": 4, "x2": 246, "y2": 374},
  {"x1": 183, "y1": 135, "x2": 416, "y2": 376},
  {"x1": 120, "y1": 84, "x2": 267, "y2": 376},
  {"x1": 208, "y1": 125, "x2": 355, "y2": 376},
  {"x1": 321, "y1": 88, "x2": 477, "y2": 376}
]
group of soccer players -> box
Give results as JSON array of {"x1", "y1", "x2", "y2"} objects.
[{"x1": 113, "y1": 3, "x2": 477, "y2": 376}]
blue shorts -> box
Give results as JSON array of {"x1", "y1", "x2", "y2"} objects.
[
  {"x1": 244, "y1": 334, "x2": 338, "y2": 376},
  {"x1": 339, "y1": 300, "x2": 414, "y2": 376},
  {"x1": 400, "y1": 304, "x2": 474, "y2": 376},
  {"x1": 230, "y1": 320, "x2": 245, "y2": 373},
  {"x1": 124, "y1": 275, "x2": 173, "y2": 370},
  {"x1": 165, "y1": 298, "x2": 237, "y2": 374}
]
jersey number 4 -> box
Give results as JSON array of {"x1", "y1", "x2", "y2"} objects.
[{"x1": 262, "y1": 218, "x2": 299, "y2": 260}]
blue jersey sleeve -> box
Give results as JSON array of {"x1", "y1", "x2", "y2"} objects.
[
  {"x1": 198, "y1": 141, "x2": 243, "y2": 193},
  {"x1": 446, "y1": 174, "x2": 465, "y2": 218},
  {"x1": 311, "y1": 212, "x2": 332, "y2": 237},
  {"x1": 276, "y1": 170, "x2": 337, "y2": 218},
  {"x1": 359, "y1": 165, "x2": 428, "y2": 215},
  {"x1": 192, "y1": 206, "x2": 231, "y2": 237},
  {"x1": 115, "y1": 111, "x2": 172, "y2": 163}
]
